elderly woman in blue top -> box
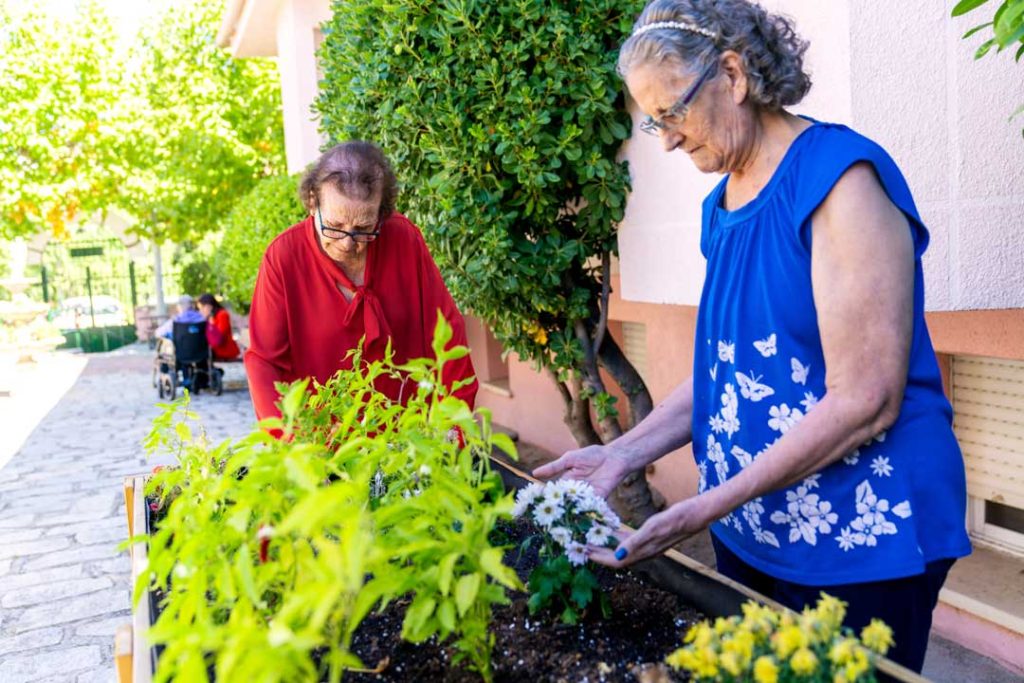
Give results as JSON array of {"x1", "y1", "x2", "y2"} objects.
[{"x1": 535, "y1": 0, "x2": 970, "y2": 673}]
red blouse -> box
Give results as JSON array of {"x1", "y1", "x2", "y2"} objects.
[
  {"x1": 206, "y1": 309, "x2": 240, "y2": 360},
  {"x1": 244, "y1": 213, "x2": 478, "y2": 420}
]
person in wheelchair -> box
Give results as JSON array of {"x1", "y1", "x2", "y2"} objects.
[{"x1": 154, "y1": 321, "x2": 224, "y2": 397}]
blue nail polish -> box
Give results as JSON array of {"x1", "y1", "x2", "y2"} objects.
[{"x1": 614, "y1": 547, "x2": 628, "y2": 561}]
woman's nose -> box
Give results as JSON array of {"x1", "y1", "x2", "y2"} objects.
[{"x1": 662, "y1": 128, "x2": 684, "y2": 152}]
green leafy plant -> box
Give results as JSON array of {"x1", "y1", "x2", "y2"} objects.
[
  {"x1": 512, "y1": 479, "x2": 620, "y2": 624},
  {"x1": 665, "y1": 595, "x2": 894, "y2": 683},
  {"x1": 953, "y1": 0, "x2": 1024, "y2": 134},
  {"x1": 215, "y1": 173, "x2": 305, "y2": 313},
  {"x1": 316, "y1": 0, "x2": 659, "y2": 524},
  {"x1": 135, "y1": 319, "x2": 521, "y2": 682}
]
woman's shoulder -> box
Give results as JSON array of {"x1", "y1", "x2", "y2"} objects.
[
  {"x1": 380, "y1": 212, "x2": 430, "y2": 252},
  {"x1": 263, "y1": 217, "x2": 314, "y2": 267},
  {"x1": 794, "y1": 120, "x2": 894, "y2": 166}
]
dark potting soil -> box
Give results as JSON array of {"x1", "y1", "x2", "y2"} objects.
[{"x1": 347, "y1": 520, "x2": 700, "y2": 683}]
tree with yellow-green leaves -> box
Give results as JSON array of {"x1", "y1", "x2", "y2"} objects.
[
  {"x1": 0, "y1": 0, "x2": 126, "y2": 240},
  {"x1": 0, "y1": 0, "x2": 285, "y2": 246},
  {"x1": 118, "y1": 0, "x2": 286, "y2": 245}
]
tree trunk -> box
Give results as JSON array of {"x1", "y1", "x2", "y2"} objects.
[{"x1": 597, "y1": 334, "x2": 654, "y2": 429}]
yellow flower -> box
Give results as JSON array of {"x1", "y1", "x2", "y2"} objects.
[
  {"x1": 524, "y1": 322, "x2": 547, "y2": 346},
  {"x1": 720, "y1": 651, "x2": 742, "y2": 676},
  {"x1": 713, "y1": 616, "x2": 737, "y2": 636},
  {"x1": 843, "y1": 647, "x2": 871, "y2": 681},
  {"x1": 772, "y1": 625, "x2": 807, "y2": 659},
  {"x1": 685, "y1": 622, "x2": 715, "y2": 649},
  {"x1": 860, "y1": 619, "x2": 894, "y2": 655},
  {"x1": 790, "y1": 647, "x2": 819, "y2": 676},
  {"x1": 753, "y1": 655, "x2": 779, "y2": 683},
  {"x1": 816, "y1": 593, "x2": 848, "y2": 631},
  {"x1": 741, "y1": 602, "x2": 779, "y2": 638},
  {"x1": 723, "y1": 628, "x2": 755, "y2": 668},
  {"x1": 829, "y1": 637, "x2": 858, "y2": 665},
  {"x1": 666, "y1": 644, "x2": 720, "y2": 679}
]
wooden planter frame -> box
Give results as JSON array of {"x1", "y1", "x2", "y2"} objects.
[{"x1": 119, "y1": 462, "x2": 929, "y2": 682}]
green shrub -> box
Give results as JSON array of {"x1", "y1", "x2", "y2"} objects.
[
  {"x1": 316, "y1": 0, "x2": 658, "y2": 522},
  {"x1": 216, "y1": 174, "x2": 305, "y2": 313}
]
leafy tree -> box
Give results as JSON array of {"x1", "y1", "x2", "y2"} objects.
[
  {"x1": 954, "y1": 0, "x2": 1024, "y2": 134},
  {"x1": 317, "y1": 0, "x2": 658, "y2": 522},
  {"x1": 216, "y1": 174, "x2": 306, "y2": 313},
  {"x1": 0, "y1": 0, "x2": 126, "y2": 239},
  {"x1": 117, "y1": 0, "x2": 286, "y2": 245}
]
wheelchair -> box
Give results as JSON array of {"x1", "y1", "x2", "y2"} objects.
[{"x1": 153, "y1": 321, "x2": 224, "y2": 399}]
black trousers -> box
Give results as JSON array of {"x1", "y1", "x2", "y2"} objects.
[{"x1": 711, "y1": 532, "x2": 954, "y2": 677}]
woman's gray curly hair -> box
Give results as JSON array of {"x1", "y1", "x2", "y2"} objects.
[{"x1": 618, "y1": 0, "x2": 811, "y2": 111}]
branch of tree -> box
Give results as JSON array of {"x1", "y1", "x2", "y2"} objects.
[{"x1": 593, "y1": 251, "x2": 610, "y2": 356}]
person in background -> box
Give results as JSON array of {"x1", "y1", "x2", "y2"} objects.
[
  {"x1": 197, "y1": 293, "x2": 241, "y2": 361},
  {"x1": 154, "y1": 294, "x2": 206, "y2": 339},
  {"x1": 245, "y1": 140, "x2": 477, "y2": 421}
]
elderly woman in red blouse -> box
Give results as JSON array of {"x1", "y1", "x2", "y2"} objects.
[{"x1": 244, "y1": 140, "x2": 478, "y2": 420}]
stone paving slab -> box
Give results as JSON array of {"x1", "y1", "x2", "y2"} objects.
[{"x1": 0, "y1": 346, "x2": 254, "y2": 681}]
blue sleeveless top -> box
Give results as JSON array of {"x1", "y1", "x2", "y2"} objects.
[{"x1": 693, "y1": 120, "x2": 971, "y2": 585}]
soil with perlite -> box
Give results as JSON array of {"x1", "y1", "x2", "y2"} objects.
[{"x1": 347, "y1": 520, "x2": 700, "y2": 682}]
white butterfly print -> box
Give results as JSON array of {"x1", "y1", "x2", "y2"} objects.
[
  {"x1": 718, "y1": 341, "x2": 735, "y2": 364},
  {"x1": 791, "y1": 357, "x2": 809, "y2": 385},
  {"x1": 753, "y1": 333, "x2": 777, "y2": 358},
  {"x1": 735, "y1": 371, "x2": 775, "y2": 402}
]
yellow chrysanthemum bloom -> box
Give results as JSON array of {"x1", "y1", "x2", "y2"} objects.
[
  {"x1": 685, "y1": 622, "x2": 715, "y2": 649},
  {"x1": 720, "y1": 651, "x2": 743, "y2": 676},
  {"x1": 843, "y1": 647, "x2": 871, "y2": 680},
  {"x1": 861, "y1": 619, "x2": 894, "y2": 655},
  {"x1": 791, "y1": 647, "x2": 819, "y2": 676},
  {"x1": 816, "y1": 593, "x2": 848, "y2": 631},
  {"x1": 753, "y1": 655, "x2": 780, "y2": 683},
  {"x1": 772, "y1": 624, "x2": 807, "y2": 659},
  {"x1": 723, "y1": 628, "x2": 756, "y2": 667},
  {"x1": 713, "y1": 616, "x2": 737, "y2": 636},
  {"x1": 691, "y1": 647, "x2": 720, "y2": 679},
  {"x1": 741, "y1": 602, "x2": 779, "y2": 639},
  {"x1": 828, "y1": 637, "x2": 859, "y2": 665}
]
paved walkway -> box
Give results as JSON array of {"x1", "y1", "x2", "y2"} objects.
[{"x1": 0, "y1": 346, "x2": 253, "y2": 682}]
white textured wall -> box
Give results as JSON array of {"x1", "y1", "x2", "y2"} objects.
[{"x1": 618, "y1": 0, "x2": 1024, "y2": 312}]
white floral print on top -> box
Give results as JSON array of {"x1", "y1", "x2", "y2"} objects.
[
  {"x1": 709, "y1": 383, "x2": 740, "y2": 437},
  {"x1": 767, "y1": 403, "x2": 804, "y2": 434},
  {"x1": 769, "y1": 477, "x2": 839, "y2": 546}
]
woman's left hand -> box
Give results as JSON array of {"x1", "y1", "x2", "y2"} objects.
[{"x1": 588, "y1": 497, "x2": 710, "y2": 568}]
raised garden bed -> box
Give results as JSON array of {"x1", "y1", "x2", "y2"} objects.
[{"x1": 124, "y1": 461, "x2": 928, "y2": 683}]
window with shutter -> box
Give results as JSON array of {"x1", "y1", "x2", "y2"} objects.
[{"x1": 952, "y1": 355, "x2": 1024, "y2": 555}]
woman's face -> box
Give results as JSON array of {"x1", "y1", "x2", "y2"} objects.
[
  {"x1": 625, "y1": 53, "x2": 757, "y2": 174},
  {"x1": 313, "y1": 184, "x2": 381, "y2": 263},
  {"x1": 198, "y1": 302, "x2": 213, "y2": 318}
]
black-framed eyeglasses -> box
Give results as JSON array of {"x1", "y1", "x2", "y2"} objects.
[
  {"x1": 316, "y1": 204, "x2": 381, "y2": 243},
  {"x1": 639, "y1": 62, "x2": 718, "y2": 136}
]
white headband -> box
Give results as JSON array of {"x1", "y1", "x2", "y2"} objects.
[{"x1": 632, "y1": 20, "x2": 717, "y2": 42}]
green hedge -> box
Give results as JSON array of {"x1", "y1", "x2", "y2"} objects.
[
  {"x1": 216, "y1": 173, "x2": 306, "y2": 313},
  {"x1": 316, "y1": 0, "x2": 643, "y2": 373}
]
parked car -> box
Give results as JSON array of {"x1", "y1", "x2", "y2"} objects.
[{"x1": 50, "y1": 296, "x2": 128, "y2": 329}]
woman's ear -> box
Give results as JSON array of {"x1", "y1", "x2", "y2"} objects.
[{"x1": 719, "y1": 51, "x2": 749, "y2": 106}]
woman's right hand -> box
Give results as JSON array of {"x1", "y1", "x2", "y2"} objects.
[{"x1": 532, "y1": 444, "x2": 633, "y2": 498}]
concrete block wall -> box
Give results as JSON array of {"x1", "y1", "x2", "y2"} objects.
[{"x1": 617, "y1": 0, "x2": 1024, "y2": 313}]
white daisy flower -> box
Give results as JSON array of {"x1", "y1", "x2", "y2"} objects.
[
  {"x1": 565, "y1": 541, "x2": 588, "y2": 566},
  {"x1": 512, "y1": 484, "x2": 543, "y2": 517},
  {"x1": 418, "y1": 464, "x2": 431, "y2": 477},
  {"x1": 533, "y1": 500, "x2": 564, "y2": 527},
  {"x1": 586, "y1": 524, "x2": 611, "y2": 547},
  {"x1": 549, "y1": 526, "x2": 573, "y2": 547}
]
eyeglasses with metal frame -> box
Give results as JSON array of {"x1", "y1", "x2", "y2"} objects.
[
  {"x1": 316, "y1": 203, "x2": 381, "y2": 242},
  {"x1": 638, "y1": 61, "x2": 718, "y2": 136}
]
